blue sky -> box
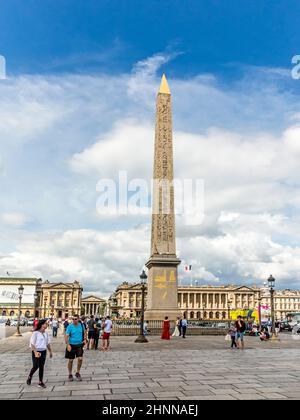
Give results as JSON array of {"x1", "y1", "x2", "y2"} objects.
[
  {"x1": 1, "y1": 0, "x2": 300, "y2": 77},
  {"x1": 1, "y1": 1, "x2": 300, "y2": 295}
]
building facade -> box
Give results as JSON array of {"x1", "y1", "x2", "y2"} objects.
[
  {"x1": 36, "y1": 280, "x2": 82, "y2": 319},
  {"x1": 81, "y1": 295, "x2": 106, "y2": 316},
  {"x1": 0, "y1": 277, "x2": 39, "y2": 317},
  {"x1": 261, "y1": 289, "x2": 300, "y2": 321},
  {"x1": 114, "y1": 281, "x2": 300, "y2": 321}
]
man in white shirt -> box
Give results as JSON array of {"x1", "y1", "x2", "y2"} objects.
[
  {"x1": 51, "y1": 318, "x2": 59, "y2": 337},
  {"x1": 101, "y1": 316, "x2": 113, "y2": 351}
]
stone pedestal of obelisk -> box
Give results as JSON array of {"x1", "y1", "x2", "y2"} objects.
[{"x1": 145, "y1": 74, "x2": 181, "y2": 321}]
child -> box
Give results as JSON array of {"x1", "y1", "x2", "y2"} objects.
[{"x1": 229, "y1": 325, "x2": 237, "y2": 348}]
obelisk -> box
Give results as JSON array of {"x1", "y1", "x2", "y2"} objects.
[{"x1": 145, "y1": 74, "x2": 181, "y2": 321}]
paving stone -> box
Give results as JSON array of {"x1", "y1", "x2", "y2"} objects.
[
  {"x1": 71, "y1": 389, "x2": 111, "y2": 396},
  {"x1": 2, "y1": 334, "x2": 300, "y2": 400}
]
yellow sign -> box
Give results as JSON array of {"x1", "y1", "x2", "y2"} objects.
[{"x1": 230, "y1": 309, "x2": 259, "y2": 322}]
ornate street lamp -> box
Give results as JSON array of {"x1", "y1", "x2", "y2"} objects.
[
  {"x1": 267, "y1": 274, "x2": 279, "y2": 341},
  {"x1": 44, "y1": 296, "x2": 48, "y2": 318},
  {"x1": 135, "y1": 269, "x2": 148, "y2": 343},
  {"x1": 14, "y1": 284, "x2": 24, "y2": 337},
  {"x1": 227, "y1": 300, "x2": 232, "y2": 320},
  {"x1": 34, "y1": 292, "x2": 38, "y2": 318}
]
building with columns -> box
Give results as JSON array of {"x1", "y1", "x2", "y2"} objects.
[
  {"x1": 36, "y1": 280, "x2": 82, "y2": 319},
  {"x1": 0, "y1": 277, "x2": 39, "y2": 317},
  {"x1": 114, "y1": 281, "x2": 300, "y2": 321},
  {"x1": 81, "y1": 295, "x2": 106, "y2": 316},
  {"x1": 261, "y1": 289, "x2": 300, "y2": 321}
]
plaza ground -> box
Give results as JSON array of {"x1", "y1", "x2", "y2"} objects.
[{"x1": 0, "y1": 329, "x2": 300, "y2": 400}]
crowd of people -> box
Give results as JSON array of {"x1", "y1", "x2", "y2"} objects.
[
  {"x1": 26, "y1": 314, "x2": 113, "y2": 388},
  {"x1": 226, "y1": 317, "x2": 282, "y2": 348}
]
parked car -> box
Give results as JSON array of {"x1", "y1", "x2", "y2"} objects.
[
  {"x1": 280, "y1": 321, "x2": 292, "y2": 332},
  {"x1": 27, "y1": 319, "x2": 34, "y2": 326},
  {"x1": 10, "y1": 320, "x2": 18, "y2": 327}
]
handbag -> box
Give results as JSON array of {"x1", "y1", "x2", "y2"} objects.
[{"x1": 225, "y1": 334, "x2": 231, "y2": 341}]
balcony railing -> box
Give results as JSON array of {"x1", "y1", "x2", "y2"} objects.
[{"x1": 109, "y1": 320, "x2": 230, "y2": 336}]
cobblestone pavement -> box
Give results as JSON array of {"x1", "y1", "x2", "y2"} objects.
[{"x1": 1, "y1": 331, "x2": 300, "y2": 400}]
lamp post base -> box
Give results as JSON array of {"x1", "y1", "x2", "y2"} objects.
[
  {"x1": 14, "y1": 332, "x2": 22, "y2": 337},
  {"x1": 270, "y1": 334, "x2": 280, "y2": 341},
  {"x1": 135, "y1": 334, "x2": 148, "y2": 343}
]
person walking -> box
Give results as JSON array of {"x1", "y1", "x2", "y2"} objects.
[
  {"x1": 65, "y1": 314, "x2": 87, "y2": 381},
  {"x1": 51, "y1": 318, "x2": 59, "y2": 338},
  {"x1": 33, "y1": 318, "x2": 39, "y2": 331},
  {"x1": 161, "y1": 316, "x2": 171, "y2": 340},
  {"x1": 63, "y1": 318, "x2": 69, "y2": 333},
  {"x1": 172, "y1": 317, "x2": 180, "y2": 337},
  {"x1": 94, "y1": 317, "x2": 101, "y2": 350},
  {"x1": 143, "y1": 320, "x2": 149, "y2": 336},
  {"x1": 101, "y1": 316, "x2": 113, "y2": 351},
  {"x1": 87, "y1": 315, "x2": 95, "y2": 350},
  {"x1": 267, "y1": 318, "x2": 272, "y2": 336},
  {"x1": 235, "y1": 316, "x2": 246, "y2": 349},
  {"x1": 228, "y1": 324, "x2": 237, "y2": 348},
  {"x1": 26, "y1": 319, "x2": 52, "y2": 388},
  {"x1": 181, "y1": 315, "x2": 188, "y2": 338},
  {"x1": 275, "y1": 320, "x2": 280, "y2": 336}
]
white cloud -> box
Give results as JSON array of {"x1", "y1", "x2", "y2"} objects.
[
  {"x1": 1, "y1": 52, "x2": 300, "y2": 293},
  {"x1": 0, "y1": 212, "x2": 27, "y2": 227}
]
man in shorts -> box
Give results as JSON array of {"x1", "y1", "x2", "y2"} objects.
[
  {"x1": 87, "y1": 314, "x2": 95, "y2": 350},
  {"x1": 101, "y1": 316, "x2": 113, "y2": 351},
  {"x1": 65, "y1": 314, "x2": 87, "y2": 381},
  {"x1": 235, "y1": 316, "x2": 246, "y2": 350}
]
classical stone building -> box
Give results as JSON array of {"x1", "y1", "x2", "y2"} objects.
[
  {"x1": 36, "y1": 280, "x2": 82, "y2": 319},
  {"x1": 81, "y1": 295, "x2": 106, "y2": 316},
  {"x1": 114, "y1": 282, "x2": 300, "y2": 321},
  {"x1": 261, "y1": 289, "x2": 300, "y2": 320},
  {"x1": 0, "y1": 277, "x2": 39, "y2": 317}
]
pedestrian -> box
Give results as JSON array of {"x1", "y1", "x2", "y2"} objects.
[
  {"x1": 94, "y1": 317, "x2": 101, "y2": 350},
  {"x1": 181, "y1": 314, "x2": 188, "y2": 338},
  {"x1": 172, "y1": 317, "x2": 180, "y2": 337},
  {"x1": 143, "y1": 320, "x2": 149, "y2": 336},
  {"x1": 33, "y1": 318, "x2": 39, "y2": 330},
  {"x1": 161, "y1": 316, "x2": 170, "y2": 340},
  {"x1": 275, "y1": 320, "x2": 280, "y2": 336},
  {"x1": 65, "y1": 314, "x2": 87, "y2": 381},
  {"x1": 80, "y1": 316, "x2": 88, "y2": 348},
  {"x1": 51, "y1": 318, "x2": 59, "y2": 338},
  {"x1": 267, "y1": 318, "x2": 272, "y2": 335},
  {"x1": 228, "y1": 324, "x2": 237, "y2": 348},
  {"x1": 235, "y1": 316, "x2": 246, "y2": 349},
  {"x1": 101, "y1": 316, "x2": 113, "y2": 351},
  {"x1": 26, "y1": 319, "x2": 52, "y2": 388},
  {"x1": 87, "y1": 315, "x2": 95, "y2": 350},
  {"x1": 63, "y1": 318, "x2": 69, "y2": 333}
]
